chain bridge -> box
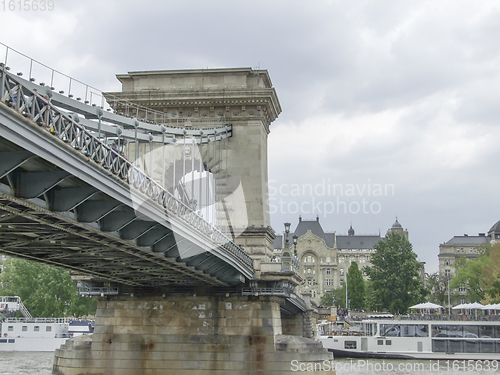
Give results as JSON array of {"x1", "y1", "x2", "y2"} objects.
[{"x1": 0, "y1": 43, "x2": 333, "y2": 375}]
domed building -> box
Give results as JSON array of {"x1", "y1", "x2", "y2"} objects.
[
  {"x1": 273, "y1": 216, "x2": 408, "y2": 305},
  {"x1": 488, "y1": 220, "x2": 500, "y2": 243}
]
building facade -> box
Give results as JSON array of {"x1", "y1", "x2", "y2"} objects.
[
  {"x1": 438, "y1": 220, "x2": 500, "y2": 277},
  {"x1": 273, "y1": 216, "x2": 409, "y2": 305}
]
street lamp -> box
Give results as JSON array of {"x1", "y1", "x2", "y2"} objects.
[{"x1": 293, "y1": 235, "x2": 298, "y2": 256}]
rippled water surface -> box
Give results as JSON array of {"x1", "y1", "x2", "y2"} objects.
[
  {"x1": 0, "y1": 351, "x2": 54, "y2": 375},
  {"x1": 1, "y1": 352, "x2": 500, "y2": 374}
]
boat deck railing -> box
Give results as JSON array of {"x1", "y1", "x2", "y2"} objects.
[
  {"x1": 401, "y1": 313, "x2": 500, "y2": 322},
  {"x1": 3, "y1": 317, "x2": 71, "y2": 324}
]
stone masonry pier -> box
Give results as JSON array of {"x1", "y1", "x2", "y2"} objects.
[{"x1": 53, "y1": 292, "x2": 333, "y2": 374}]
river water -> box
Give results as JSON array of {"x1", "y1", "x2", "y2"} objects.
[
  {"x1": 1, "y1": 352, "x2": 499, "y2": 374},
  {"x1": 1, "y1": 352, "x2": 54, "y2": 375}
]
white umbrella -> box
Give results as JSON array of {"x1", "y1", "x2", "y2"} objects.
[
  {"x1": 452, "y1": 303, "x2": 468, "y2": 310},
  {"x1": 410, "y1": 302, "x2": 443, "y2": 309},
  {"x1": 468, "y1": 302, "x2": 485, "y2": 309}
]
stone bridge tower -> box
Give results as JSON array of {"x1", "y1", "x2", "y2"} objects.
[
  {"x1": 52, "y1": 68, "x2": 334, "y2": 375},
  {"x1": 108, "y1": 68, "x2": 280, "y2": 264}
]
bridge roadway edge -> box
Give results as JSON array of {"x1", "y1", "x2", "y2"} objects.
[{"x1": 53, "y1": 292, "x2": 334, "y2": 375}]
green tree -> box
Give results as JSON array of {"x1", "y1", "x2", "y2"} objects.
[
  {"x1": 426, "y1": 272, "x2": 449, "y2": 307},
  {"x1": 320, "y1": 286, "x2": 346, "y2": 308},
  {"x1": 0, "y1": 257, "x2": 97, "y2": 317},
  {"x1": 450, "y1": 255, "x2": 488, "y2": 302},
  {"x1": 347, "y1": 261, "x2": 365, "y2": 310},
  {"x1": 364, "y1": 279, "x2": 383, "y2": 311},
  {"x1": 364, "y1": 232, "x2": 425, "y2": 314}
]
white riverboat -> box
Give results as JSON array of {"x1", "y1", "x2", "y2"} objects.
[
  {"x1": 0, "y1": 296, "x2": 93, "y2": 351},
  {"x1": 317, "y1": 316, "x2": 500, "y2": 360}
]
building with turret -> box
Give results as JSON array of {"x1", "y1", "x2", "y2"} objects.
[{"x1": 273, "y1": 216, "x2": 410, "y2": 305}]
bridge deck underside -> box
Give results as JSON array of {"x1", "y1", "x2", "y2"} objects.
[{"x1": 0, "y1": 193, "x2": 224, "y2": 288}]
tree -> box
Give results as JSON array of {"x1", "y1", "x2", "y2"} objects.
[
  {"x1": 426, "y1": 272, "x2": 452, "y2": 307},
  {"x1": 450, "y1": 255, "x2": 487, "y2": 302},
  {"x1": 449, "y1": 243, "x2": 500, "y2": 303},
  {"x1": 364, "y1": 232, "x2": 425, "y2": 314},
  {"x1": 320, "y1": 286, "x2": 345, "y2": 308},
  {"x1": 347, "y1": 261, "x2": 365, "y2": 310},
  {"x1": 0, "y1": 257, "x2": 97, "y2": 317}
]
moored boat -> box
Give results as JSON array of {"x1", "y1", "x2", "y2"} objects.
[
  {"x1": 317, "y1": 315, "x2": 500, "y2": 360},
  {"x1": 0, "y1": 296, "x2": 93, "y2": 351}
]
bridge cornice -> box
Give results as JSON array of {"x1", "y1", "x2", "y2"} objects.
[{"x1": 107, "y1": 67, "x2": 282, "y2": 129}]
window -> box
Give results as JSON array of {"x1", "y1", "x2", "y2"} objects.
[
  {"x1": 8, "y1": 326, "x2": 13, "y2": 331},
  {"x1": 445, "y1": 269, "x2": 451, "y2": 277},
  {"x1": 304, "y1": 255, "x2": 315, "y2": 264},
  {"x1": 46, "y1": 326, "x2": 52, "y2": 332},
  {"x1": 340, "y1": 280, "x2": 344, "y2": 287},
  {"x1": 444, "y1": 260, "x2": 451, "y2": 266},
  {"x1": 326, "y1": 268, "x2": 331, "y2": 275},
  {"x1": 345, "y1": 341, "x2": 357, "y2": 349},
  {"x1": 340, "y1": 268, "x2": 344, "y2": 276},
  {"x1": 339, "y1": 256, "x2": 344, "y2": 262},
  {"x1": 34, "y1": 326, "x2": 40, "y2": 332},
  {"x1": 22, "y1": 326, "x2": 27, "y2": 331}
]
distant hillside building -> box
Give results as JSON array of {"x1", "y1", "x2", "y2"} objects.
[
  {"x1": 273, "y1": 216, "x2": 409, "y2": 305},
  {"x1": 439, "y1": 220, "x2": 500, "y2": 277}
]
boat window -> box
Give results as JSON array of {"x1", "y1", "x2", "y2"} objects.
[
  {"x1": 478, "y1": 325, "x2": 494, "y2": 338},
  {"x1": 481, "y1": 340, "x2": 495, "y2": 353},
  {"x1": 432, "y1": 340, "x2": 446, "y2": 352},
  {"x1": 385, "y1": 340, "x2": 392, "y2": 345},
  {"x1": 380, "y1": 324, "x2": 400, "y2": 337},
  {"x1": 380, "y1": 324, "x2": 428, "y2": 338},
  {"x1": 363, "y1": 323, "x2": 376, "y2": 336},
  {"x1": 46, "y1": 326, "x2": 52, "y2": 332},
  {"x1": 496, "y1": 341, "x2": 500, "y2": 354},
  {"x1": 7, "y1": 326, "x2": 13, "y2": 331},
  {"x1": 463, "y1": 325, "x2": 479, "y2": 338},
  {"x1": 22, "y1": 326, "x2": 27, "y2": 332},
  {"x1": 448, "y1": 339, "x2": 463, "y2": 353},
  {"x1": 401, "y1": 324, "x2": 428, "y2": 337},
  {"x1": 432, "y1": 325, "x2": 463, "y2": 338},
  {"x1": 377, "y1": 340, "x2": 383, "y2": 345},
  {"x1": 34, "y1": 326, "x2": 40, "y2": 332},
  {"x1": 344, "y1": 341, "x2": 357, "y2": 349},
  {"x1": 494, "y1": 326, "x2": 500, "y2": 339},
  {"x1": 0, "y1": 339, "x2": 6, "y2": 343},
  {"x1": 464, "y1": 340, "x2": 479, "y2": 353}
]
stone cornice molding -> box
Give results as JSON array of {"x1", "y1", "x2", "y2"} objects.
[{"x1": 106, "y1": 68, "x2": 282, "y2": 131}]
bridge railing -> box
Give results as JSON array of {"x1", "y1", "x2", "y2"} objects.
[
  {"x1": 0, "y1": 41, "x2": 214, "y2": 126},
  {"x1": 0, "y1": 67, "x2": 253, "y2": 271}
]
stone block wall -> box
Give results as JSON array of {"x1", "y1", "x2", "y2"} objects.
[{"x1": 53, "y1": 293, "x2": 333, "y2": 375}]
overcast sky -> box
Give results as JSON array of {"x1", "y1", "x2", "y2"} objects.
[{"x1": 2, "y1": 0, "x2": 500, "y2": 272}]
